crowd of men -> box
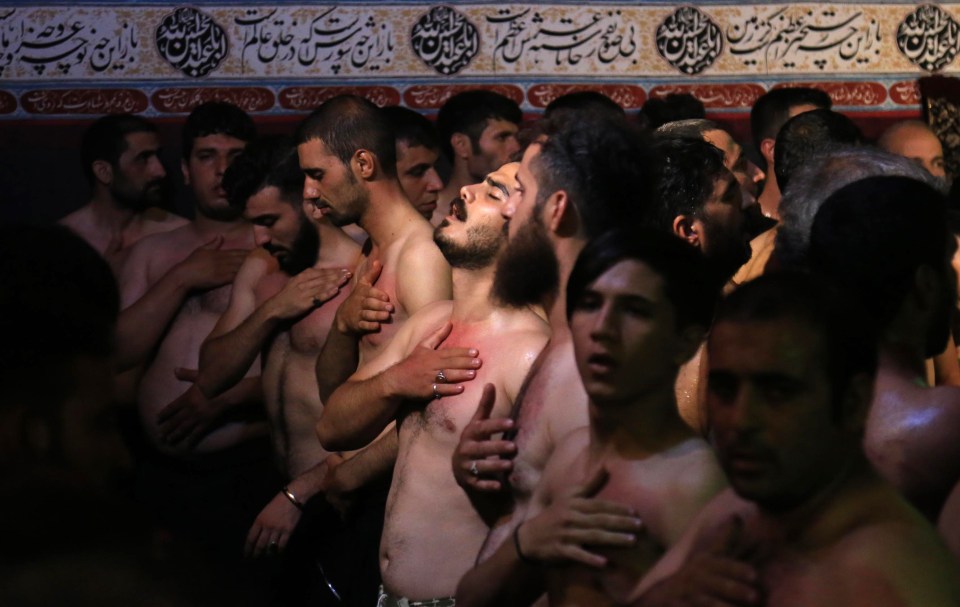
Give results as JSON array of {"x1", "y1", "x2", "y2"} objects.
[{"x1": 4, "y1": 86, "x2": 960, "y2": 606}]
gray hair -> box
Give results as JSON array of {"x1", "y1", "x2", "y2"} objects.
[
  {"x1": 654, "y1": 118, "x2": 723, "y2": 140},
  {"x1": 775, "y1": 145, "x2": 938, "y2": 267}
]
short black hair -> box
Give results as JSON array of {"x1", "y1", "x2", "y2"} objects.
[
  {"x1": 80, "y1": 114, "x2": 158, "y2": 185},
  {"x1": 639, "y1": 93, "x2": 705, "y2": 130},
  {"x1": 530, "y1": 112, "x2": 655, "y2": 241},
  {"x1": 751, "y1": 87, "x2": 832, "y2": 155},
  {"x1": 223, "y1": 135, "x2": 304, "y2": 211},
  {"x1": 382, "y1": 105, "x2": 440, "y2": 151},
  {"x1": 774, "y1": 109, "x2": 861, "y2": 193},
  {"x1": 568, "y1": 228, "x2": 720, "y2": 331},
  {"x1": 808, "y1": 176, "x2": 949, "y2": 333},
  {"x1": 295, "y1": 94, "x2": 397, "y2": 178},
  {"x1": 654, "y1": 118, "x2": 723, "y2": 141},
  {"x1": 645, "y1": 137, "x2": 727, "y2": 231},
  {"x1": 715, "y1": 271, "x2": 878, "y2": 413},
  {"x1": 544, "y1": 91, "x2": 625, "y2": 121},
  {"x1": 181, "y1": 101, "x2": 256, "y2": 159},
  {"x1": 436, "y1": 90, "x2": 522, "y2": 161}
]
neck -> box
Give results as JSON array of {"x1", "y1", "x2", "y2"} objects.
[
  {"x1": 587, "y1": 379, "x2": 693, "y2": 458},
  {"x1": 191, "y1": 211, "x2": 245, "y2": 236},
  {"x1": 879, "y1": 343, "x2": 928, "y2": 383},
  {"x1": 359, "y1": 180, "x2": 425, "y2": 248},
  {"x1": 451, "y1": 265, "x2": 498, "y2": 323},
  {"x1": 756, "y1": 454, "x2": 878, "y2": 551},
  {"x1": 87, "y1": 190, "x2": 136, "y2": 230},
  {"x1": 758, "y1": 173, "x2": 781, "y2": 220},
  {"x1": 545, "y1": 236, "x2": 587, "y2": 332}
]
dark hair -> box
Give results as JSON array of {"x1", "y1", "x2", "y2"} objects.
[
  {"x1": 295, "y1": 94, "x2": 397, "y2": 178},
  {"x1": 382, "y1": 105, "x2": 440, "y2": 151},
  {"x1": 640, "y1": 94, "x2": 706, "y2": 130},
  {"x1": 531, "y1": 112, "x2": 655, "y2": 240},
  {"x1": 181, "y1": 101, "x2": 256, "y2": 159},
  {"x1": 715, "y1": 271, "x2": 878, "y2": 411},
  {"x1": 0, "y1": 224, "x2": 119, "y2": 407},
  {"x1": 654, "y1": 118, "x2": 722, "y2": 140},
  {"x1": 223, "y1": 135, "x2": 304, "y2": 210},
  {"x1": 80, "y1": 114, "x2": 158, "y2": 185},
  {"x1": 436, "y1": 90, "x2": 522, "y2": 161},
  {"x1": 808, "y1": 176, "x2": 949, "y2": 331},
  {"x1": 645, "y1": 137, "x2": 727, "y2": 231},
  {"x1": 774, "y1": 109, "x2": 861, "y2": 192},
  {"x1": 750, "y1": 87, "x2": 832, "y2": 156},
  {"x1": 544, "y1": 91, "x2": 625, "y2": 121},
  {"x1": 567, "y1": 228, "x2": 720, "y2": 330}
]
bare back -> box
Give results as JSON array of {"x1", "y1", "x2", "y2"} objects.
[
  {"x1": 478, "y1": 337, "x2": 590, "y2": 560},
  {"x1": 127, "y1": 223, "x2": 265, "y2": 455},
  {"x1": 355, "y1": 219, "x2": 451, "y2": 364},
  {"x1": 868, "y1": 356, "x2": 960, "y2": 518},
  {"x1": 380, "y1": 303, "x2": 549, "y2": 599}
]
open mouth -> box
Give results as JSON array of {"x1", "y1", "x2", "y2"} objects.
[
  {"x1": 450, "y1": 198, "x2": 467, "y2": 222},
  {"x1": 585, "y1": 352, "x2": 617, "y2": 374}
]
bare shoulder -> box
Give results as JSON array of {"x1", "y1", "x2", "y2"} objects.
[
  {"x1": 404, "y1": 300, "x2": 455, "y2": 342},
  {"x1": 238, "y1": 247, "x2": 275, "y2": 288},
  {"x1": 835, "y1": 515, "x2": 960, "y2": 605}
]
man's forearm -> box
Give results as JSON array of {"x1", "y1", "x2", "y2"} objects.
[
  {"x1": 455, "y1": 524, "x2": 544, "y2": 607},
  {"x1": 317, "y1": 370, "x2": 403, "y2": 451},
  {"x1": 316, "y1": 325, "x2": 360, "y2": 404},
  {"x1": 336, "y1": 429, "x2": 398, "y2": 492},
  {"x1": 197, "y1": 303, "x2": 282, "y2": 399},
  {"x1": 116, "y1": 272, "x2": 191, "y2": 371}
]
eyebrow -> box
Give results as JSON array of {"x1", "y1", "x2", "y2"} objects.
[{"x1": 486, "y1": 176, "x2": 510, "y2": 198}]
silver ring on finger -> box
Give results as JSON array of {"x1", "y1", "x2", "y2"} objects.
[
  {"x1": 432, "y1": 383, "x2": 441, "y2": 400},
  {"x1": 311, "y1": 295, "x2": 321, "y2": 307},
  {"x1": 470, "y1": 460, "x2": 480, "y2": 477},
  {"x1": 435, "y1": 369, "x2": 447, "y2": 383}
]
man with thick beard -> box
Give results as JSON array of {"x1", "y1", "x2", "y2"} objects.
[
  {"x1": 172, "y1": 136, "x2": 362, "y2": 604},
  {"x1": 451, "y1": 112, "x2": 657, "y2": 579},
  {"x1": 60, "y1": 113, "x2": 187, "y2": 272},
  {"x1": 317, "y1": 162, "x2": 551, "y2": 604}
]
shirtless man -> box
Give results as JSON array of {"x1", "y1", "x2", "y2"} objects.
[
  {"x1": 177, "y1": 136, "x2": 365, "y2": 603},
  {"x1": 878, "y1": 119, "x2": 948, "y2": 184},
  {"x1": 750, "y1": 87, "x2": 831, "y2": 220},
  {"x1": 60, "y1": 113, "x2": 186, "y2": 272},
  {"x1": 452, "y1": 112, "x2": 656, "y2": 562},
  {"x1": 435, "y1": 90, "x2": 522, "y2": 225},
  {"x1": 807, "y1": 175, "x2": 960, "y2": 520},
  {"x1": 635, "y1": 272, "x2": 960, "y2": 607},
  {"x1": 383, "y1": 105, "x2": 444, "y2": 222},
  {"x1": 303, "y1": 95, "x2": 453, "y2": 403},
  {"x1": 318, "y1": 162, "x2": 550, "y2": 603},
  {"x1": 119, "y1": 104, "x2": 284, "y2": 595},
  {"x1": 456, "y1": 230, "x2": 728, "y2": 606}
]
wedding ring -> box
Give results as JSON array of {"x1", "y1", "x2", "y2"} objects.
[
  {"x1": 470, "y1": 461, "x2": 480, "y2": 477},
  {"x1": 435, "y1": 369, "x2": 447, "y2": 383},
  {"x1": 432, "y1": 383, "x2": 441, "y2": 400}
]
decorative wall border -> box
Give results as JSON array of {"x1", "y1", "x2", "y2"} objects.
[{"x1": 0, "y1": 3, "x2": 952, "y2": 118}]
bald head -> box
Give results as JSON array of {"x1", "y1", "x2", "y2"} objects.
[{"x1": 878, "y1": 120, "x2": 945, "y2": 179}]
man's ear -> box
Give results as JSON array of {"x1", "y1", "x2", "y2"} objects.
[
  {"x1": 672, "y1": 215, "x2": 699, "y2": 247},
  {"x1": 181, "y1": 159, "x2": 191, "y2": 186},
  {"x1": 760, "y1": 138, "x2": 776, "y2": 166},
  {"x1": 451, "y1": 133, "x2": 472, "y2": 160},
  {"x1": 353, "y1": 150, "x2": 377, "y2": 180},
  {"x1": 92, "y1": 160, "x2": 114, "y2": 186},
  {"x1": 544, "y1": 190, "x2": 578, "y2": 236}
]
